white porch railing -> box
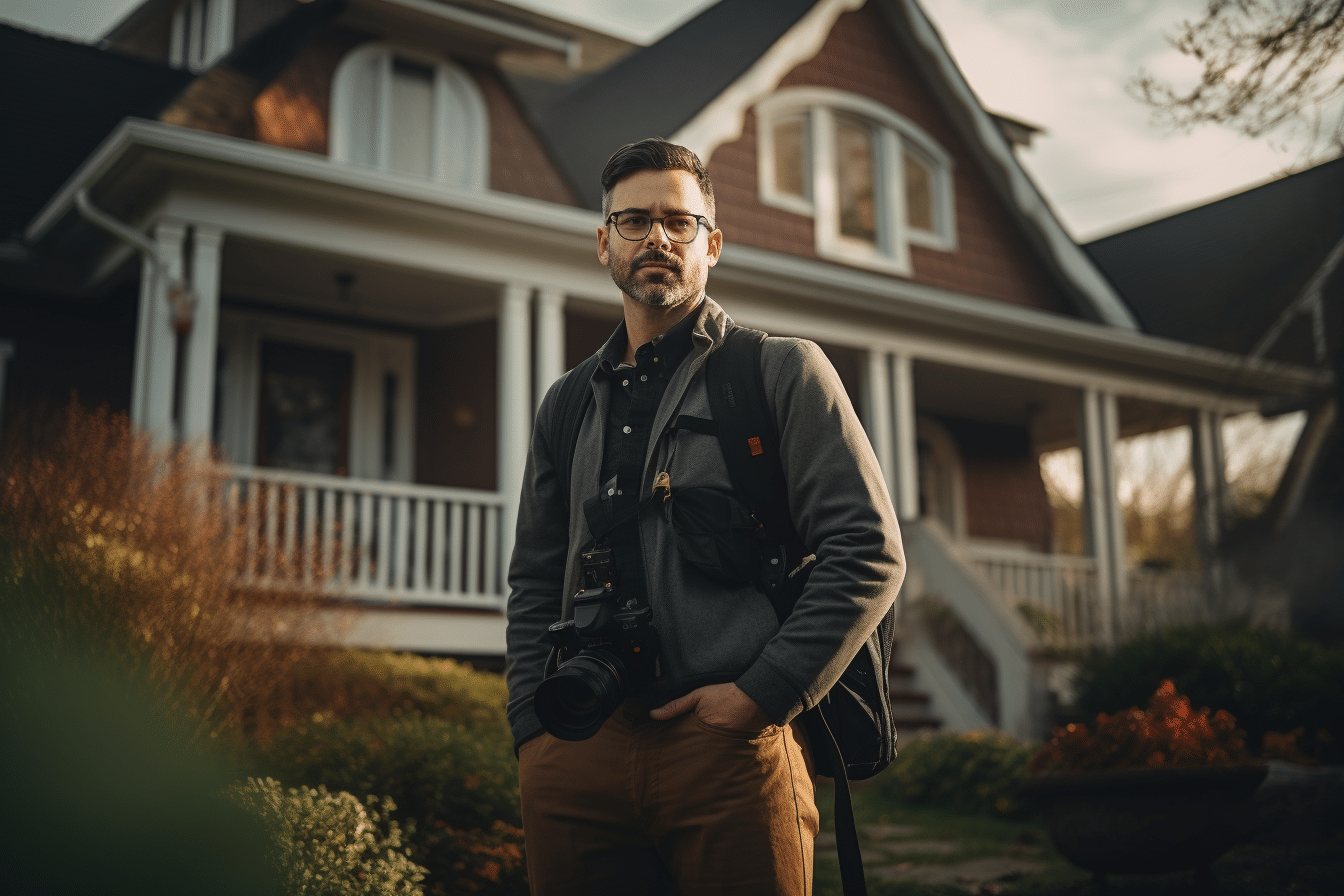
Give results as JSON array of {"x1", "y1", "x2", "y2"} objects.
[
  {"x1": 219, "y1": 466, "x2": 506, "y2": 608},
  {"x1": 967, "y1": 543, "x2": 1212, "y2": 649},
  {"x1": 967, "y1": 543, "x2": 1102, "y2": 649},
  {"x1": 1123, "y1": 566, "x2": 1208, "y2": 636}
]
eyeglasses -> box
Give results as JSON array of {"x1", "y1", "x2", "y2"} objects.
[{"x1": 605, "y1": 212, "x2": 713, "y2": 243}]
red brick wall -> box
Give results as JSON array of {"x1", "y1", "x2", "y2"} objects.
[
  {"x1": 250, "y1": 30, "x2": 579, "y2": 205},
  {"x1": 416, "y1": 319, "x2": 497, "y2": 490},
  {"x1": 707, "y1": 3, "x2": 1072, "y2": 314},
  {"x1": 938, "y1": 417, "x2": 1052, "y2": 550}
]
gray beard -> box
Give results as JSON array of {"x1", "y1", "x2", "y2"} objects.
[{"x1": 611, "y1": 259, "x2": 701, "y2": 308}]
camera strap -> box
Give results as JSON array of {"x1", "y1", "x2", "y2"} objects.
[{"x1": 581, "y1": 490, "x2": 656, "y2": 610}]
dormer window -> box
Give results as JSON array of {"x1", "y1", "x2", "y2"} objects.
[
  {"x1": 330, "y1": 44, "x2": 488, "y2": 189},
  {"x1": 169, "y1": 0, "x2": 233, "y2": 72},
  {"x1": 759, "y1": 88, "x2": 955, "y2": 276}
]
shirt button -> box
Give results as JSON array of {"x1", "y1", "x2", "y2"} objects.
[
  {"x1": 653, "y1": 357, "x2": 659, "y2": 362},
  {"x1": 607, "y1": 488, "x2": 615, "y2": 496},
  {"x1": 640, "y1": 375, "x2": 648, "y2": 382},
  {"x1": 623, "y1": 425, "x2": 632, "y2": 434},
  {"x1": 622, "y1": 379, "x2": 629, "y2": 386}
]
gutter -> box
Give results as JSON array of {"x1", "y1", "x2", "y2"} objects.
[{"x1": 74, "y1": 188, "x2": 195, "y2": 331}]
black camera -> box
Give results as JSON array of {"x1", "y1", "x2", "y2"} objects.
[{"x1": 534, "y1": 546, "x2": 660, "y2": 741}]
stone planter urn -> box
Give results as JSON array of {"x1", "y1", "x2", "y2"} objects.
[{"x1": 1022, "y1": 764, "x2": 1269, "y2": 885}]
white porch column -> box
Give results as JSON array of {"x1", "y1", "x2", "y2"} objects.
[
  {"x1": 535, "y1": 288, "x2": 566, "y2": 413},
  {"x1": 891, "y1": 351, "x2": 920, "y2": 521},
  {"x1": 181, "y1": 225, "x2": 224, "y2": 445},
  {"x1": 1080, "y1": 387, "x2": 1125, "y2": 644},
  {"x1": 132, "y1": 221, "x2": 186, "y2": 445},
  {"x1": 498, "y1": 283, "x2": 533, "y2": 585},
  {"x1": 1190, "y1": 408, "x2": 1226, "y2": 557},
  {"x1": 862, "y1": 347, "x2": 895, "y2": 501}
]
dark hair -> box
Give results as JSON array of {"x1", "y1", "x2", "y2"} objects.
[{"x1": 600, "y1": 138, "x2": 716, "y2": 223}]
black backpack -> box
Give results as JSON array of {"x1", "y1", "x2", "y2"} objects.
[{"x1": 550, "y1": 324, "x2": 898, "y2": 896}]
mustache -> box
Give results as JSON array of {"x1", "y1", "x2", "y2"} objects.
[{"x1": 634, "y1": 250, "x2": 681, "y2": 271}]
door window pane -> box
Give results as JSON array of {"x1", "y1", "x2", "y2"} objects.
[
  {"x1": 835, "y1": 115, "x2": 878, "y2": 245},
  {"x1": 904, "y1": 149, "x2": 936, "y2": 232},
  {"x1": 256, "y1": 341, "x2": 354, "y2": 475},
  {"x1": 389, "y1": 58, "x2": 435, "y2": 179},
  {"x1": 772, "y1": 114, "x2": 809, "y2": 200}
]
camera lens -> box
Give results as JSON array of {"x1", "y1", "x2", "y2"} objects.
[{"x1": 534, "y1": 649, "x2": 627, "y2": 741}]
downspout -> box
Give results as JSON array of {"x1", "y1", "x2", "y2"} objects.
[{"x1": 74, "y1": 189, "x2": 196, "y2": 331}]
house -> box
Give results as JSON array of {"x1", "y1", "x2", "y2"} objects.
[
  {"x1": 1085, "y1": 156, "x2": 1344, "y2": 640},
  {"x1": 0, "y1": 0, "x2": 1329, "y2": 738}
]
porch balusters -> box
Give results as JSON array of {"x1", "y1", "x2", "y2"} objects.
[{"x1": 221, "y1": 467, "x2": 507, "y2": 607}]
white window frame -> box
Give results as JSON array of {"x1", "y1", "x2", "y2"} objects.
[
  {"x1": 216, "y1": 309, "x2": 417, "y2": 482},
  {"x1": 330, "y1": 43, "x2": 488, "y2": 189},
  {"x1": 169, "y1": 0, "x2": 233, "y2": 72},
  {"x1": 757, "y1": 88, "x2": 956, "y2": 277}
]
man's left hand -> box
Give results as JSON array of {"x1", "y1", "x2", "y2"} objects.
[{"x1": 649, "y1": 683, "x2": 773, "y2": 731}]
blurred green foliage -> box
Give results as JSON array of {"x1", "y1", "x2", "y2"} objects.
[
  {"x1": 868, "y1": 730, "x2": 1037, "y2": 818},
  {"x1": 1070, "y1": 622, "x2": 1344, "y2": 763},
  {"x1": 248, "y1": 652, "x2": 526, "y2": 895},
  {"x1": 231, "y1": 778, "x2": 427, "y2": 896}
]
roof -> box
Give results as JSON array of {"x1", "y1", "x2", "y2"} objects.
[
  {"x1": 1085, "y1": 156, "x2": 1344, "y2": 364},
  {"x1": 525, "y1": 0, "x2": 818, "y2": 211},
  {"x1": 0, "y1": 23, "x2": 193, "y2": 240}
]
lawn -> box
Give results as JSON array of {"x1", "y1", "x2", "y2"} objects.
[{"x1": 813, "y1": 780, "x2": 1344, "y2": 896}]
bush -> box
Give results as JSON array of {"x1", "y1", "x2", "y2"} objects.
[
  {"x1": 1070, "y1": 622, "x2": 1344, "y2": 763},
  {"x1": 871, "y1": 730, "x2": 1036, "y2": 817},
  {"x1": 0, "y1": 402, "x2": 323, "y2": 740},
  {"x1": 251, "y1": 710, "x2": 525, "y2": 894},
  {"x1": 231, "y1": 778, "x2": 426, "y2": 896},
  {"x1": 257, "y1": 650, "x2": 510, "y2": 736},
  {"x1": 1032, "y1": 680, "x2": 1252, "y2": 772}
]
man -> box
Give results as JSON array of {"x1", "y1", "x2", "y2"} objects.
[{"x1": 505, "y1": 138, "x2": 904, "y2": 895}]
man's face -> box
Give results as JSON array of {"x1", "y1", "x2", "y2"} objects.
[{"x1": 597, "y1": 169, "x2": 722, "y2": 309}]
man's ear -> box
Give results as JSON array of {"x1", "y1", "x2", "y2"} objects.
[
  {"x1": 597, "y1": 224, "x2": 610, "y2": 267},
  {"x1": 705, "y1": 227, "x2": 723, "y2": 267}
]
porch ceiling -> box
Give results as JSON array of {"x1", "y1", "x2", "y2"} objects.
[
  {"x1": 221, "y1": 236, "x2": 501, "y2": 328},
  {"x1": 914, "y1": 360, "x2": 1200, "y2": 452}
]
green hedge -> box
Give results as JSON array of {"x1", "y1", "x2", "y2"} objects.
[
  {"x1": 248, "y1": 653, "x2": 526, "y2": 895},
  {"x1": 231, "y1": 778, "x2": 426, "y2": 896},
  {"x1": 1070, "y1": 622, "x2": 1344, "y2": 763},
  {"x1": 871, "y1": 730, "x2": 1036, "y2": 818}
]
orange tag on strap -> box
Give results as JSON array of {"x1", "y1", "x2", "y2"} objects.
[{"x1": 748, "y1": 437, "x2": 763, "y2": 457}]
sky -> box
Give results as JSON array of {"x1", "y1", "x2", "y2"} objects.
[{"x1": 0, "y1": 0, "x2": 1322, "y2": 238}]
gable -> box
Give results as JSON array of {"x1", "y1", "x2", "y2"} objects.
[{"x1": 705, "y1": 3, "x2": 1074, "y2": 314}]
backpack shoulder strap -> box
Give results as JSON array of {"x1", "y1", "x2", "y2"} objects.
[
  {"x1": 705, "y1": 327, "x2": 807, "y2": 607},
  {"x1": 551, "y1": 352, "x2": 601, "y2": 510}
]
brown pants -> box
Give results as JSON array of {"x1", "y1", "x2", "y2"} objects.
[{"x1": 518, "y1": 700, "x2": 818, "y2": 895}]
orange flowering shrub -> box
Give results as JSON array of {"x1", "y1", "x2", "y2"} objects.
[{"x1": 1031, "y1": 680, "x2": 1253, "y2": 773}]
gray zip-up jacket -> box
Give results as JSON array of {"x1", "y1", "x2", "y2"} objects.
[{"x1": 504, "y1": 297, "x2": 905, "y2": 748}]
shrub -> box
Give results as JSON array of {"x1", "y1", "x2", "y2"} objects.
[
  {"x1": 871, "y1": 730, "x2": 1036, "y2": 817},
  {"x1": 231, "y1": 778, "x2": 426, "y2": 896},
  {"x1": 1032, "y1": 680, "x2": 1253, "y2": 772},
  {"x1": 251, "y1": 712, "x2": 525, "y2": 895},
  {"x1": 255, "y1": 650, "x2": 510, "y2": 737},
  {"x1": 0, "y1": 402, "x2": 324, "y2": 740},
  {"x1": 1070, "y1": 622, "x2": 1344, "y2": 763}
]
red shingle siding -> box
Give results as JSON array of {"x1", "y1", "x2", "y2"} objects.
[
  {"x1": 250, "y1": 31, "x2": 578, "y2": 205},
  {"x1": 706, "y1": 3, "x2": 1072, "y2": 314},
  {"x1": 942, "y1": 417, "x2": 1052, "y2": 551},
  {"x1": 252, "y1": 28, "x2": 363, "y2": 155},
  {"x1": 471, "y1": 66, "x2": 580, "y2": 206}
]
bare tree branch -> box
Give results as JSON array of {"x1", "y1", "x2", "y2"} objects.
[{"x1": 1133, "y1": 0, "x2": 1344, "y2": 151}]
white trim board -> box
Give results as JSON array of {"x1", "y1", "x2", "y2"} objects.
[{"x1": 670, "y1": 0, "x2": 1137, "y2": 329}]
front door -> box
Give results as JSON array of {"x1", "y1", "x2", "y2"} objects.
[{"x1": 255, "y1": 340, "x2": 354, "y2": 475}]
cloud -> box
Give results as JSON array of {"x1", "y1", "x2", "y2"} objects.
[{"x1": 920, "y1": 0, "x2": 1307, "y2": 238}]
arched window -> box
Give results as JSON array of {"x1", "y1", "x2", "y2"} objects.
[
  {"x1": 757, "y1": 88, "x2": 955, "y2": 276},
  {"x1": 330, "y1": 44, "x2": 488, "y2": 189}
]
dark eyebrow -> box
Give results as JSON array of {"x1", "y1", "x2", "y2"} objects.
[{"x1": 610, "y1": 207, "x2": 699, "y2": 218}]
